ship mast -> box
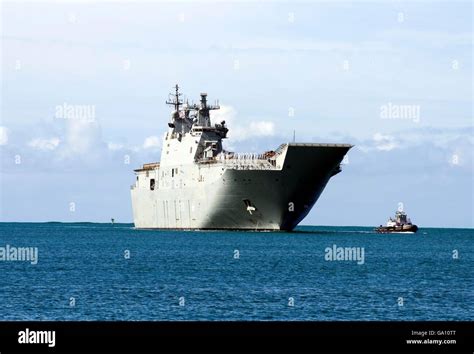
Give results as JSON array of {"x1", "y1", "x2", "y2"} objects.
[
  {"x1": 166, "y1": 84, "x2": 183, "y2": 112},
  {"x1": 164, "y1": 85, "x2": 224, "y2": 132},
  {"x1": 197, "y1": 92, "x2": 219, "y2": 127}
]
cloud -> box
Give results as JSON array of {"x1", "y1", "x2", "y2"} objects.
[
  {"x1": 356, "y1": 127, "x2": 472, "y2": 154},
  {"x1": 211, "y1": 105, "x2": 275, "y2": 143},
  {"x1": 0, "y1": 126, "x2": 9, "y2": 146},
  {"x1": 210, "y1": 105, "x2": 237, "y2": 125},
  {"x1": 222, "y1": 37, "x2": 394, "y2": 54},
  {"x1": 394, "y1": 127, "x2": 474, "y2": 150},
  {"x1": 143, "y1": 136, "x2": 161, "y2": 149},
  {"x1": 249, "y1": 121, "x2": 275, "y2": 136},
  {"x1": 380, "y1": 29, "x2": 473, "y2": 49},
  {"x1": 107, "y1": 142, "x2": 124, "y2": 151},
  {"x1": 225, "y1": 38, "x2": 356, "y2": 52},
  {"x1": 1, "y1": 118, "x2": 112, "y2": 171},
  {"x1": 372, "y1": 132, "x2": 398, "y2": 151},
  {"x1": 336, "y1": 127, "x2": 474, "y2": 177},
  {"x1": 63, "y1": 119, "x2": 102, "y2": 155},
  {"x1": 353, "y1": 127, "x2": 473, "y2": 170},
  {"x1": 1, "y1": 115, "x2": 170, "y2": 173},
  {"x1": 3, "y1": 110, "x2": 472, "y2": 181},
  {"x1": 28, "y1": 137, "x2": 60, "y2": 151}
]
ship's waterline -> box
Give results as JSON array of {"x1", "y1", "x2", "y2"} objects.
[{"x1": 131, "y1": 86, "x2": 352, "y2": 230}]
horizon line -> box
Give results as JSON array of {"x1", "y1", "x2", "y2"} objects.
[{"x1": 0, "y1": 221, "x2": 472, "y2": 230}]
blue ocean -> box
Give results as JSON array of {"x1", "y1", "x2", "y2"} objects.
[{"x1": 0, "y1": 223, "x2": 472, "y2": 321}]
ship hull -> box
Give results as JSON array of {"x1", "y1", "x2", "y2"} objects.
[
  {"x1": 131, "y1": 143, "x2": 351, "y2": 231},
  {"x1": 375, "y1": 225, "x2": 418, "y2": 233}
]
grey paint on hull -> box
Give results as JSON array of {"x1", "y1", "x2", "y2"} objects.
[{"x1": 131, "y1": 144, "x2": 351, "y2": 231}]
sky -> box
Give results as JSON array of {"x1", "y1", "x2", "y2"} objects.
[{"x1": 0, "y1": 0, "x2": 472, "y2": 227}]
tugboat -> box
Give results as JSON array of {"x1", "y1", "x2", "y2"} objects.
[{"x1": 375, "y1": 210, "x2": 418, "y2": 233}]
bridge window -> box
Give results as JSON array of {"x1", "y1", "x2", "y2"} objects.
[{"x1": 150, "y1": 179, "x2": 155, "y2": 190}]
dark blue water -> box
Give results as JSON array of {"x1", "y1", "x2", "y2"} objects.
[{"x1": 0, "y1": 223, "x2": 472, "y2": 321}]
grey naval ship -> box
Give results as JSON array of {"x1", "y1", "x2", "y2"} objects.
[{"x1": 131, "y1": 85, "x2": 352, "y2": 231}]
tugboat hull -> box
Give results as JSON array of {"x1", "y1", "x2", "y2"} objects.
[{"x1": 375, "y1": 225, "x2": 418, "y2": 233}]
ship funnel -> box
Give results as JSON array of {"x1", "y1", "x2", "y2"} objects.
[{"x1": 200, "y1": 93, "x2": 207, "y2": 108}]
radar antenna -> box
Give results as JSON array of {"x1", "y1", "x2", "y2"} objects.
[{"x1": 166, "y1": 84, "x2": 183, "y2": 111}]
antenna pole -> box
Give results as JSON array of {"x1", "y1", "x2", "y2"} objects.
[
  {"x1": 174, "y1": 84, "x2": 179, "y2": 111},
  {"x1": 166, "y1": 84, "x2": 183, "y2": 111}
]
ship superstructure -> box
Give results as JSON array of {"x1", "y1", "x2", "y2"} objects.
[{"x1": 131, "y1": 85, "x2": 352, "y2": 230}]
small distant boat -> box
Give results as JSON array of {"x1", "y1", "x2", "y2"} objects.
[{"x1": 375, "y1": 210, "x2": 418, "y2": 233}]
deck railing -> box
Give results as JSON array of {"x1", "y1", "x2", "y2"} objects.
[{"x1": 199, "y1": 152, "x2": 279, "y2": 170}]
